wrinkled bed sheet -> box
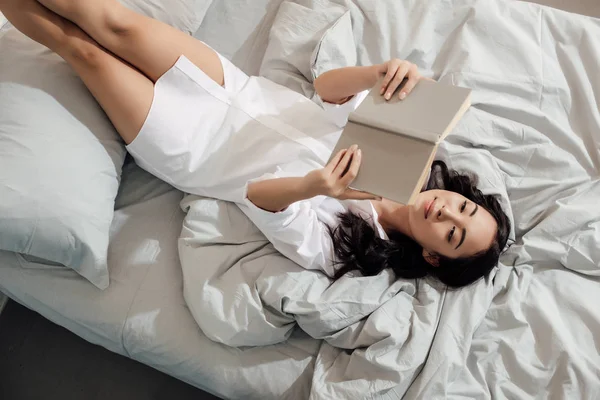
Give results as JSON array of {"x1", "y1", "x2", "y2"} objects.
[{"x1": 180, "y1": 0, "x2": 600, "y2": 398}]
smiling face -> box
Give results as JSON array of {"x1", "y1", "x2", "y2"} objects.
[{"x1": 406, "y1": 189, "x2": 497, "y2": 260}]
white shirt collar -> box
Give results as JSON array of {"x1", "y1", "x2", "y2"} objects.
[{"x1": 348, "y1": 200, "x2": 389, "y2": 240}]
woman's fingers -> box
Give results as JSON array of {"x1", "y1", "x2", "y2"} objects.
[
  {"x1": 398, "y1": 65, "x2": 420, "y2": 100},
  {"x1": 384, "y1": 63, "x2": 410, "y2": 100},
  {"x1": 380, "y1": 63, "x2": 399, "y2": 96},
  {"x1": 325, "y1": 149, "x2": 346, "y2": 174},
  {"x1": 333, "y1": 145, "x2": 357, "y2": 176},
  {"x1": 340, "y1": 148, "x2": 361, "y2": 187},
  {"x1": 327, "y1": 146, "x2": 379, "y2": 200},
  {"x1": 379, "y1": 59, "x2": 424, "y2": 101}
]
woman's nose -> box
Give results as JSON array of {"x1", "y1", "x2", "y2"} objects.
[{"x1": 439, "y1": 206, "x2": 460, "y2": 223}]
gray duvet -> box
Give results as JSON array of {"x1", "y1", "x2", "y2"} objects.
[{"x1": 181, "y1": 0, "x2": 600, "y2": 398}]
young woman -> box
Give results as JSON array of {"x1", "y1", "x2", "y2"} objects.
[{"x1": 1, "y1": 0, "x2": 510, "y2": 288}]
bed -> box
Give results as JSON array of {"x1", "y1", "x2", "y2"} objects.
[{"x1": 0, "y1": 0, "x2": 599, "y2": 399}]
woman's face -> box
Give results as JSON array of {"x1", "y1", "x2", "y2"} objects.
[{"x1": 407, "y1": 189, "x2": 497, "y2": 260}]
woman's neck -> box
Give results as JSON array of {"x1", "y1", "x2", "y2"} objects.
[{"x1": 371, "y1": 198, "x2": 414, "y2": 239}]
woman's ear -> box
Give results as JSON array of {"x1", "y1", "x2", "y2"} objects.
[{"x1": 422, "y1": 249, "x2": 440, "y2": 267}]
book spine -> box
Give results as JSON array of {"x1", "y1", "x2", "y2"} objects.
[{"x1": 408, "y1": 143, "x2": 440, "y2": 204}]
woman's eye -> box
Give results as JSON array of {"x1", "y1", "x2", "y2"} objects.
[
  {"x1": 460, "y1": 200, "x2": 467, "y2": 213},
  {"x1": 448, "y1": 226, "x2": 455, "y2": 242}
]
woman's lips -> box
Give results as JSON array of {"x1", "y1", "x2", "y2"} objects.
[{"x1": 424, "y1": 198, "x2": 436, "y2": 219}]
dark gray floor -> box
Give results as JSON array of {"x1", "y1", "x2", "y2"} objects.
[{"x1": 0, "y1": 300, "x2": 220, "y2": 400}]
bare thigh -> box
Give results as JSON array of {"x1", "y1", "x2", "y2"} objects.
[
  {"x1": 2, "y1": 0, "x2": 153, "y2": 144},
  {"x1": 58, "y1": 28, "x2": 154, "y2": 144},
  {"x1": 38, "y1": 0, "x2": 224, "y2": 84}
]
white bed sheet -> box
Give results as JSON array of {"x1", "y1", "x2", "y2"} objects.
[{"x1": 187, "y1": 0, "x2": 600, "y2": 398}]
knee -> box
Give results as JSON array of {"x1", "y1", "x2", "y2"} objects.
[
  {"x1": 61, "y1": 0, "x2": 130, "y2": 33},
  {"x1": 62, "y1": 28, "x2": 104, "y2": 67},
  {"x1": 69, "y1": 0, "x2": 134, "y2": 38},
  {"x1": 102, "y1": 4, "x2": 136, "y2": 37}
]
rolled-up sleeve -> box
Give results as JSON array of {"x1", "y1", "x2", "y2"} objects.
[
  {"x1": 239, "y1": 173, "x2": 336, "y2": 277},
  {"x1": 313, "y1": 90, "x2": 370, "y2": 128}
]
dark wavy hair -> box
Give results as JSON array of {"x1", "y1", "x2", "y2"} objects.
[{"x1": 328, "y1": 160, "x2": 511, "y2": 288}]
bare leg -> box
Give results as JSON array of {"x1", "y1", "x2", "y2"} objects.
[
  {"x1": 36, "y1": 0, "x2": 225, "y2": 84},
  {"x1": 0, "y1": 0, "x2": 154, "y2": 144}
]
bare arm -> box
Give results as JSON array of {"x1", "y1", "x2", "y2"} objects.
[
  {"x1": 313, "y1": 65, "x2": 380, "y2": 104},
  {"x1": 247, "y1": 146, "x2": 378, "y2": 213},
  {"x1": 247, "y1": 177, "x2": 311, "y2": 213},
  {"x1": 314, "y1": 59, "x2": 424, "y2": 104}
]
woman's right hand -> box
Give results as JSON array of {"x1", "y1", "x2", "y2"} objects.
[
  {"x1": 377, "y1": 58, "x2": 431, "y2": 101},
  {"x1": 302, "y1": 145, "x2": 380, "y2": 201}
]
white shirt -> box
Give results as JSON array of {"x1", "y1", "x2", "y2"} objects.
[{"x1": 241, "y1": 182, "x2": 388, "y2": 277}]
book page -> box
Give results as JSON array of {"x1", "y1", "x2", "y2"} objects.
[
  {"x1": 331, "y1": 121, "x2": 435, "y2": 205},
  {"x1": 349, "y1": 79, "x2": 471, "y2": 144}
]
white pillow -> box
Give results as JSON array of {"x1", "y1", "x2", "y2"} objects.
[
  {"x1": 0, "y1": 12, "x2": 8, "y2": 29},
  {"x1": 0, "y1": 29, "x2": 127, "y2": 289},
  {"x1": 193, "y1": 0, "x2": 286, "y2": 75},
  {"x1": 259, "y1": 1, "x2": 349, "y2": 97},
  {"x1": 308, "y1": 8, "x2": 356, "y2": 82}
]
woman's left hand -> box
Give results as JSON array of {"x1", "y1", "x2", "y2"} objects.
[
  {"x1": 302, "y1": 145, "x2": 380, "y2": 201},
  {"x1": 377, "y1": 59, "x2": 424, "y2": 101}
]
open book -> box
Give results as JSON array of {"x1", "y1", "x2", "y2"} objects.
[{"x1": 329, "y1": 77, "x2": 471, "y2": 204}]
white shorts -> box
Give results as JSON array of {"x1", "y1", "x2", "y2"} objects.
[
  {"x1": 124, "y1": 44, "x2": 352, "y2": 204},
  {"x1": 125, "y1": 47, "x2": 249, "y2": 187}
]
